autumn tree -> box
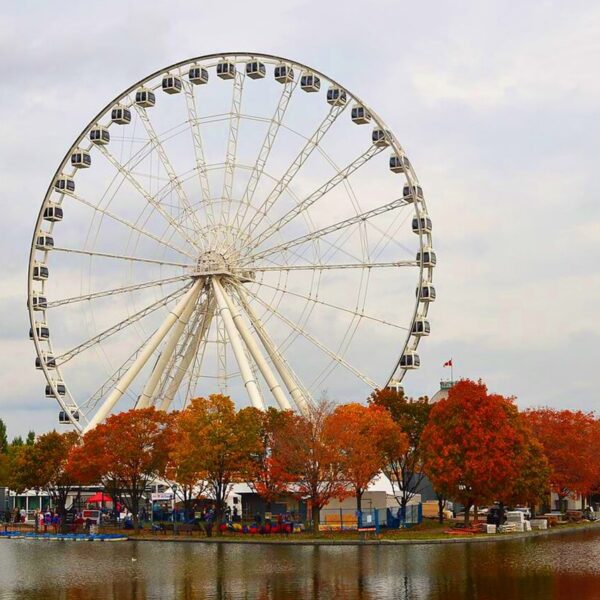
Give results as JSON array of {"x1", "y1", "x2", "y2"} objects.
[
  {"x1": 243, "y1": 407, "x2": 295, "y2": 512},
  {"x1": 0, "y1": 418, "x2": 7, "y2": 454},
  {"x1": 272, "y1": 399, "x2": 350, "y2": 534},
  {"x1": 10, "y1": 431, "x2": 80, "y2": 531},
  {"x1": 369, "y1": 388, "x2": 431, "y2": 511},
  {"x1": 326, "y1": 403, "x2": 407, "y2": 512},
  {"x1": 176, "y1": 395, "x2": 261, "y2": 527},
  {"x1": 422, "y1": 380, "x2": 528, "y2": 525},
  {"x1": 69, "y1": 408, "x2": 172, "y2": 531},
  {"x1": 525, "y1": 408, "x2": 598, "y2": 510}
]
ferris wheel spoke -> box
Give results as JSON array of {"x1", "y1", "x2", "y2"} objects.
[
  {"x1": 244, "y1": 103, "x2": 349, "y2": 236},
  {"x1": 133, "y1": 104, "x2": 204, "y2": 235},
  {"x1": 230, "y1": 78, "x2": 300, "y2": 231},
  {"x1": 245, "y1": 196, "x2": 411, "y2": 264},
  {"x1": 220, "y1": 70, "x2": 245, "y2": 227},
  {"x1": 253, "y1": 279, "x2": 408, "y2": 330},
  {"x1": 182, "y1": 80, "x2": 214, "y2": 227},
  {"x1": 233, "y1": 284, "x2": 311, "y2": 414},
  {"x1": 52, "y1": 246, "x2": 192, "y2": 269},
  {"x1": 45, "y1": 274, "x2": 190, "y2": 309},
  {"x1": 96, "y1": 145, "x2": 201, "y2": 251},
  {"x1": 55, "y1": 283, "x2": 192, "y2": 367},
  {"x1": 251, "y1": 144, "x2": 386, "y2": 249},
  {"x1": 68, "y1": 193, "x2": 195, "y2": 260},
  {"x1": 253, "y1": 260, "x2": 418, "y2": 272},
  {"x1": 243, "y1": 285, "x2": 377, "y2": 389}
]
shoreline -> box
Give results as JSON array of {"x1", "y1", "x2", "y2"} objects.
[{"x1": 127, "y1": 521, "x2": 600, "y2": 546}]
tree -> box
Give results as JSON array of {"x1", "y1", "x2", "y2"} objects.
[
  {"x1": 0, "y1": 418, "x2": 7, "y2": 454},
  {"x1": 69, "y1": 408, "x2": 172, "y2": 531},
  {"x1": 9, "y1": 431, "x2": 80, "y2": 532},
  {"x1": 422, "y1": 380, "x2": 528, "y2": 525},
  {"x1": 26, "y1": 431, "x2": 35, "y2": 446},
  {"x1": 525, "y1": 408, "x2": 597, "y2": 509},
  {"x1": 273, "y1": 399, "x2": 351, "y2": 534},
  {"x1": 176, "y1": 395, "x2": 261, "y2": 528},
  {"x1": 326, "y1": 403, "x2": 406, "y2": 512},
  {"x1": 11, "y1": 436, "x2": 23, "y2": 447},
  {"x1": 243, "y1": 407, "x2": 295, "y2": 512},
  {"x1": 369, "y1": 388, "x2": 432, "y2": 511}
]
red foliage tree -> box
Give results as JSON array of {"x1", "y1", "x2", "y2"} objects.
[
  {"x1": 525, "y1": 408, "x2": 598, "y2": 509},
  {"x1": 422, "y1": 380, "x2": 528, "y2": 524},
  {"x1": 68, "y1": 408, "x2": 173, "y2": 531},
  {"x1": 326, "y1": 403, "x2": 407, "y2": 512},
  {"x1": 272, "y1": 400, "x2": 351, "y2": 533}
]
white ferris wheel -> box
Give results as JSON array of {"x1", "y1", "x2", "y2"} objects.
[{"x1": 27, "y1": 53, "x2": 435, "y2": 432}]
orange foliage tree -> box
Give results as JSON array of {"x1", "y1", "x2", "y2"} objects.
[
  {"x1": 369, "y1": 388, "x2": 431, "y2": 511},
  {"x1": 176, "y1": 395, "x2": 261, "y2": 526},
  {"x1": 11, "y1": 431, "x2": 80, "y2": 531},
  {"x1": 326, "y1": 403, "x2": 407, "y2": 512},
  {"x1": 525, "y1": 408, "x2": 598, "y2": 508},
  {"x1": 68, "y1": 408, "x2": 172, "y2": 530},
  {"x1": 272, "y1": 400, "x2": 350, "y2": 533},
  {"x1": 422, "y1": 380, "x2": 528, "y2": 524},
  {"x1": 242, "y1": 407, "x2": 295, "y2": 511}
]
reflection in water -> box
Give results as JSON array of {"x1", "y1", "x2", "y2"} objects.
[{"x1": 2, "y1": 529, "x2": 600, "y2": 599}]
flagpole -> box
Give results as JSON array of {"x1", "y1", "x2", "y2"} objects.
[{"x1": 451, "y1": 359, "x2": 454, "y2": 382}]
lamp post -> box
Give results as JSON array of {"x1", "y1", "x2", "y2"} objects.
[{"x1": 172, "y1": 484, "x2": 178, "y2": 535}]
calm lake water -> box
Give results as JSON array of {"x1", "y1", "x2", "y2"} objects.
[{"x1": 2, "y1": 529, "x2": 600, "y2": 599}]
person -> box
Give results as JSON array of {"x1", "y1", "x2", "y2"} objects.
[{"x1": 19, "y1": 508, "x2": 26, "y2": 523}]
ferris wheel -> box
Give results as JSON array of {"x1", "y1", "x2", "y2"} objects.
[{"x1": 27, "y1": 53, "x2": 435, "y2": 432}]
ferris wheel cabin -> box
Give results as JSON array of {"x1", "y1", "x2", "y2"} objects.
[
  {"x1": 29, "y1": 291, "x2": 47, "y2": 311},
  {"x1": 162, "y1": 75, "x2": 182, "y2": 94},
  {"x1": 351, "y1": 105, "x2": 371, "y2": 124},
  {"x1": 246, "y1": 61, "x2": 266, "y2": 79},
  {"x1": 216, "y1": 60, "x2": 236, "y2": 80},
  {"x1": 43, "y1": 203, "x2": 63, "y2": 223},
  {"x1": 32, "y1": 262, "x2": 49, "y2": 281},
  {"x1": 417, "y1": 282, "x2": 436, "y2": 302},
  {"x1": 54, "y1": 175, "x2": 75, "y2": 194},
  {"x1": 90, "y1": 126, "x2": 110, "y2": 145},
  {"x1": 45, "y1": 381, "x2": 66, "y2": 398},
  {"x1": 71, "y1": 149, "x2": 91, "y2": 169},
  {"x1": 135, "y1": 87, "x2": 156, "y2": 107},
  {"x1": 412, "y1": 317, "x2": 431, "y2": 336},
  {"x1": 274, "y1": 64, "x2": 294, "y2": 83},
  {"x1": 390, "y1": 155, "x2": 410, "y2": 173},
  {"x1": 29, "y1": 322, "x2": 49, "y2": 340},
  {"x1": 35, "y1": 351, "x2": 56, "y2": 370},
  {"x1": 59, "y1": 410, "x2": 79, "y2": 425},
  {"x1": 327, "y1": 86, "x2": 347, "y2": 106},
  {"x1": 372, "y1": 128, "x2": 391, "y2": 147},
  {"x1": 416, "y1": 247, "x2": 437, "y2": 267},
  {"x1": 189, "y1": 65, "x2": 209, "y2": 85},
  {"x1": 403, "y1": 184, "x2": 424, "y2": 203},
  {"x1": 35, "y1": 232, "x2": 54, "y2": 251},
  {"x1": 412, "y1": 215, "x2": 432, "y2": 234},
  {"x1": 111, "y1": 106, "x2": 131, "y2": 125},
  {"x1": 300, "y1": 73, "x2": 320, "y2": 92},
  {"x1": 400, "y1": 350, "x2": 420, "y2": 369}
]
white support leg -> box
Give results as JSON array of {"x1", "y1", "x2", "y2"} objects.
[
  {"x1": 212, "y1": 278, "x2": 265, "y2": 411},
  {"x1": 85, "y1": 280, "x2": 203, "y2": 431},
  {"x1": 137, "y1": 281, "x2": 203, "y2": 408},
  {"x1": 234, "y1": 285, "x2": 311, "y2": 415},
  {"x1": 220, "y1": 283, "x2": 291, "y2": 411},
  {"x1": 159, "y1": 300, "x2": 215, "y2": 411}
]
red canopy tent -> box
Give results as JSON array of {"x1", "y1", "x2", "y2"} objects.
[{"x1": 86, "y1": 493, "x2": 113, "y2": 504}]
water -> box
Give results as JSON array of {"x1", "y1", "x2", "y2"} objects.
[{"x1": 2, "y1": 529, "x2": 600, "y2": 599}]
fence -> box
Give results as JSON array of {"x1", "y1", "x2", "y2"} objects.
[{"x1": 319, "y1": 505, "x2": 422, "y2": 531}]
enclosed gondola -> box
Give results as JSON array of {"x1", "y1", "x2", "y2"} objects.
[
  {"x1": 45, "y1": 381, "x2": 66, "y2": 397},
  {"x1": 189, "y1": 65, "x2": 209, "y2": 85},
  {"x1": 43, "y1": 203, "x2": 63, "y2": 223},
  {"x1": 351, "y1": 104, "x2": 371, "y2": 124},
  {"x1": 326, "y1": 86, "x2": 347, "y2": 106},
  {"x1": 162, "y1": 75, "x2": 182, "y2": 94},
  {"x1": 416, "y1": 282, "x2": 436, "y2": 302},
  {"x1": 216, "y1": 60, "x2": 236, "y2": 80},
  {"x1": 35, "y1": 351, "x2": 56, "y2": 369},
  {"x1": 411, "y1": 318, "x2": 431, "y2": 336},
  {"x1": 400, "y1": 350, "x2": 420, "y2": 369},
  {"x1": 32, "y1": 262, "x2": 49, "y2": 281},
  {"x1": 372, "y1": 128, "x2": 391, "y2": 147},
  {"x1": 389, "y1": 154, "x2": 410, "y2": 173},
  {"x1": 90, "y1": 125, "x2": 110, "y2": 145},
  {"x1": 403, "y1": 184, "x2": 424, "y2": 203},
  {"x1": 412, "y1": 215, "x2": 432, "y2": 234},
  {"x1": 416, "y1": 246, "x2": 437, "y2": 267},
  {"x1": 71, "y1": 149, "x2": 91, "y2": 169},
  {"x1": 54, "y1": 175, "x2": 75, "y2": 194},
  {"x1": 135, "y1": 87, "x2": 156, "y2": 107},
  {"x1": 300, "y1": 73, "x2": 320, "y2": 92},
  {"x1": 30, "y1": 291, "x2": 47, "y2": 310},
  {"x1": 35, "y1": 232, "x2": 54, "y2": 251},
  {"x1": 29, "y1": 322, "x2": 49, "y2": 340},
  {"x1": 59, "y1": 410, "x2": 79, "y2": 424},
  {"x1": 274, "y1": 64, "x2": 294, "y2": 83},
  {"x1": 246, "y1": 61, "x2": 266, "y2": 79},
  {"x1": 111, "y1": 105, "x2": 131, "y2": 125}
]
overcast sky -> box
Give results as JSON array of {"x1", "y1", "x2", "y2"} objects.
[{"x1": 1, "y1": 0, "x2": 599, "y2": 439}]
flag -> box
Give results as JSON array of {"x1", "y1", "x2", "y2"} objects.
[{"x1": 443, "y1": 359, "x2": 453, "y2": 367}]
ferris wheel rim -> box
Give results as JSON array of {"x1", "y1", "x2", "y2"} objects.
[{"x1": 28, "y1": 52, "x2": 434, "y2": 430}]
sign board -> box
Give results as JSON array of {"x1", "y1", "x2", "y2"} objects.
[{"x1": 151, "y1": 492, "x2": 173, "y2": 501}]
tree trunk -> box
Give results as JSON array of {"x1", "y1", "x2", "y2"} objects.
[
  {"x1": 464, "y1": 502, "x2": 472, "y2": 526},
  {"x1": 312, "y1": 505, "x2": 321, "y2": 535},
  {"x1": 473, "y1": 505, "x2": 479, "y2": 523},
  {"x1": 356, "y1": 490, "x2": 362, "y2": 514},
  {"x1": 437, "y1": 496, "x2": 445, "y2": 524}
]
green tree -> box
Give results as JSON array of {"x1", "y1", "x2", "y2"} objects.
[
  {"x1": 11, "y1": 436, "x2": 23, "y2": 447},
  {"x1": 0, "y1": 418, "x2": 7, "y2": 454},
  {"x1": 26, "y1": 431, "x2": 35, "y2": 446}
]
